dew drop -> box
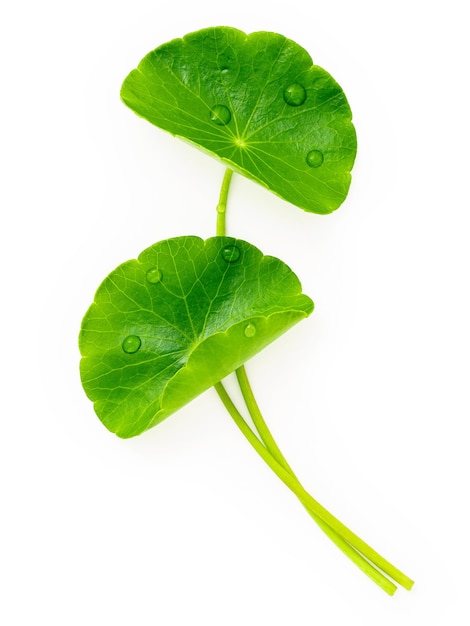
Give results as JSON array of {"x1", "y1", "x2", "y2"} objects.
[
  {"x1": 283, "y1": 83, "x2": 307, "y2": 107},
  {"x1": 244, "y1": 323, "x2": 256, "y2": 338},
  {"x1": 216, "y1": 203, "x2": 226, "y2": 214},
  {"x1": 221, "y1": 245, "x2": 240, "y2": 263},
  {"x1": 122, "y1": 335, "x2": 141, "y2": 354},
  {"x1": 210, "y1": 104, "x2": 231, "y2": 126},
  {"x1": 306, "y1": 150, "x2": 324, "y2": 168},
  {"x1": 220, "y1": 67, "x2": 229, "y2": 74},
  {"x1": 146, "y1": 268, "x2": 162, "y2": 284}
]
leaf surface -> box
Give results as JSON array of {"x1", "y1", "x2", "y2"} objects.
[
  {"x1": 121, "y1": 26, "x2": 356, "y2": 214},
  {"x1": 79, "y1": 237, "x2": 313, "y2": 438}
]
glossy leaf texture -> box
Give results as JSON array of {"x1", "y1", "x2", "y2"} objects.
[
  {"x1": 79, "y1": 236, "x2": 313, "y2": 438},
  {"x1": 121, "y1": 26, "x2": 356, "y2": 214}
]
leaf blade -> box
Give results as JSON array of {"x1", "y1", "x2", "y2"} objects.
[
  {"x1": 79, "y1": 236, "x2": 313, "y2": 438},
  {"x1": 121, "y1": 26, "x2": 356, "y2": 214}
]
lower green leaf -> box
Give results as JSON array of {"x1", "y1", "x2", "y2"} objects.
[{"x1": 79, "y1": 236, "x2": 313, "y2": 438}]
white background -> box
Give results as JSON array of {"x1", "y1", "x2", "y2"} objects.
[{"x1": 1, "y1": 1, "x2": 469, "y2": 624}]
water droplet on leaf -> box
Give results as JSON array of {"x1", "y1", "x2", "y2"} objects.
[
  {"x1": 244, "y1": 323, "x2": 256, "y2": 338},
  {"x1": 210, "y1": 104, "x2": 231, "y2": 126},
  {"x1": 220, "y1": 67, "x2": 229, "y2": 74},
  {"x1": 122, "y1": 335, "x2": 141, "y2": 354},
  {"x1": 306, "y1": 150, "x2": 324, "y2": 168},
  {"x1": 221, "y1": 245, "x2": 240, "y2": 263},
  {"x1": 146, "y1": 268, "x2": 162, "y2": 284},
  {"x1": 283, "y1": 83, "x2": 307, "y2": 106}
]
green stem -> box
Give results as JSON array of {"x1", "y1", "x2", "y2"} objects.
[
  {"x1": 235, "y1": 367, "x2": 414, "y2": 592},
  {"x1": 236, "y1": 366, "x2": 349, "y2": 535},
  {"x1": 216, "y1": 168, "x2": 233, "y2": 236},
  {"x1": 213, "y1": 168, "x2": 413, "y2": 594},
  {"x1": 215, "y1": 382, "x2": 413, "y2": 595},
  {"x1": 236, "y1": 366, "x2": 293, "y2": 470}
]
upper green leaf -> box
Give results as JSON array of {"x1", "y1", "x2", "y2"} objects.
[
  {"x1": 79, "y1": 236, "x2": 313, "y2": 438},
  {"x1": 121, "y1": 26, "x2": 356, "y2": 214}
]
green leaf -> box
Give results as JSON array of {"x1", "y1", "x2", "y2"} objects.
[
  {"x1": 121, "y1": 26, "x2": 356, "y2": 215},
  {"x1": 79, "y1": 236, "x2": 313, "y2": 438}
]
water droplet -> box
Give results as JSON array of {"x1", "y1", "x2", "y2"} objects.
[
  {"x1": 221, "y1": 245, "x2": 240, "y2": 263},
  {"x1": 283, "y1": 83, "x2": 307, "y2": 106},
  {"x1": 210, "y1": 104, "x2": 231, "y2": 126},
  {"x1": 216, "y1": 203, "x2": 226, "y2": 214},
  {"x1": 122, "y1": 335, "x2": 141, "y2": 354},
  {"x1": 306, "y1": 150, "x2": 324, "y2": 168},
  {"x1": 146, "y1": 268, "x2": 162, "y2": 284},
  {"x1": 244, "y1": 323, "x2": 256, "y2": 338},
  {"x1": 220, "y1": 67, "x2": 229, "y2": 74}
]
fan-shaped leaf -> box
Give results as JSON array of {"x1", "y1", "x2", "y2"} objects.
[
  {"x1": 79, "y1": 236, "x2": 313, "y2": 438},
  {"x1": 121, "y1": 26, "x2": 356, "y2": 214}
]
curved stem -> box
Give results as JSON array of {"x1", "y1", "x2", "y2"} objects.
[
  {"x1": 234, "y1": 367, "x2": 414, "y2": 591},
  {"x1": 214, "y1": 382, "x2": 413, "y2": 595},
  {"x1": 216, "y1": 168, "x2": 233, "y2": 236},
  {"x1": 212, "y1": 168, "x2": 413, "y2": 594},
  {"x1": 236, "y1": 366, "x2": 293, "y2": 470}
]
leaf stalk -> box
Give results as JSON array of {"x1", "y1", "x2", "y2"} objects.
[
  {"x1": 214, "y1": 168, "x2": 414, "y2": 595},
  {"x1": 216, "y1": 168, "x2": 233, "y2": 236}
]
